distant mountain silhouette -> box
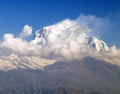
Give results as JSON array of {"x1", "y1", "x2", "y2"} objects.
[{"x1": 0, "y1": 57, "x2": 119, "y2": 94}]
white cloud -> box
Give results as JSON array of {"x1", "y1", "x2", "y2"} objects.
[
  {"x1": 2, "y1": 33, "x2": 29, "y2": 54},
  {"x1": 0, "y1": 14, "x2": 120, "y2": 66},
  {"x1": 19, "y1": 25, "x2": 32, "y2": 38},
  {"x1": 94, "y1": 46, "x2": 120, "y2": 66},
  {"x1": 31, "y1": 16, "x2": 109, "y2": 60}
]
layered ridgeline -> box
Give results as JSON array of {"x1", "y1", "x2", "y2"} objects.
[{"x1": 0, "y1": 18, "x2": 120, "y2": 94}]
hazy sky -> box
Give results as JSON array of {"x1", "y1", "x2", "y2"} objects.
[{"x1": 0, "y1": 0, "x2": 120, "y2": 47}]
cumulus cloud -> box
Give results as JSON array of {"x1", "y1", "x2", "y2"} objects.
[
  {"x1": 1, "y1": 33, "x2": 43, "y2": 56},
  {"x1": 0, "y1": 14, "x2": 120, "y2": 66},
  {"x1": 2, "y1": 34, "x2": 29, "y2": 54},
  {"x1": 19, "y1": 25, "x2": 32, "y2": 38},
  {"x1": 30, "y1": 16, "x2": 109, "y2": 59}
]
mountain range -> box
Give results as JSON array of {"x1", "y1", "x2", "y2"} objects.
[{"x1": 0, "y1": 19, "x2": 120, "y2": 94}]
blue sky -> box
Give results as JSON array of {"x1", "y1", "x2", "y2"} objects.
[{"x1": 0, "y1": 0, "x2": 120, "y2": 47}]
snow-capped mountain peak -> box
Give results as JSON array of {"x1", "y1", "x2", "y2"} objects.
[
  {"x1": 87, "y1": 37, "x2": 109, "y2": 52},
  {"x1": 0, "y1": 54, "x2": 56, "y2": 71},
  {"x1": 0, "y1": 19, "x2": 110, "y2": 71},
  {"x1": 33, "y1": 19, "x2": 109, "y2": 53}
]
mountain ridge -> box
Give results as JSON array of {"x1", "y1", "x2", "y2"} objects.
[{"x1": 0, "y1": 57, "x2": 119, "y2": 94}]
